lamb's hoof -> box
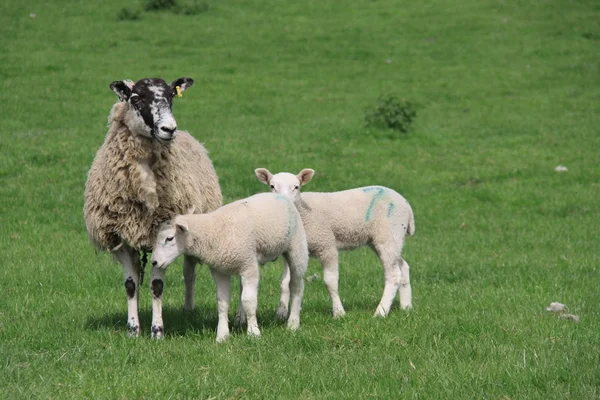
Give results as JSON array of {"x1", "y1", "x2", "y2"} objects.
[
  {"x1": 287, "y1": 318, "x2": 300, "y2": 331},
  {"x1": 400, "y1": 303, "x2": 413, "y2": 311},
  {"x1": 276, "y1": 304, "x2": 289, "y2": 320},
  {"x1": 151, "y1": 325, "x2": 164, "y2": 339},
  {"x1": 332, "y1": 308, "x2": 346, "y2": 319},
  {"x1": 216, "y1": 333, "x2": 229, "y2": 343},
  {"x1": 247, "y1": 326, "x2": 261, "y2": 338},
  {"x1": 373, "y1": 306, "x2": 388, "y2": 318},
  {"x1": 127, "y1": 324, "x2": 140, "y2": 337}
]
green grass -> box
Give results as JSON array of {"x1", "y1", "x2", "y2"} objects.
[{"x1": 1, "y1": 0, "x2": 600, "y2": 398}]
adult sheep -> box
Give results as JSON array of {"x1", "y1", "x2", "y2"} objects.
[{"x1": 84, "y1": 77, "x2": 222, "y2": 338}]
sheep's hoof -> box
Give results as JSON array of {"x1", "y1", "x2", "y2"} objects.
[
  {"x1": 247, "y1": 326, "x2": 261, "y2": 338},
  {"x1": 216, "y1": 334, "x2": 229, "y2": 343},
  {"x1": 276, "y1": 304, "x2": 289, "y2": 320},
  {"x1": 373, "y1": 306, "x2": 388, "y2": 318},
  {"x1": 400, "y1": 303, "x2": 413, "y2": 311},
  {"x1": 287, "y1": 318, "x2": 300, "y2": 331},
  {"x1": 151, "y1": 325, "x2": 164, "y2": 339},
  {"x1": 127, "y1": 324, "x2": 140, "y2": 337},
  {"x1": 332, "y1": 308, "x2": 346, "y2": 319}
]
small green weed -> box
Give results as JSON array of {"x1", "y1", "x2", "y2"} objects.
[
  {"x1": 365, "y1": 94, "x2": 417, "y2": 133},
  {"x1": 143, "y1": 0, "x2": 209, "y2": 15},
  {"x1": 144, "y1": 0, "x2": 177, "y2": 12},
  {"x1": 117, "y1": 7, "x2": 142, "y2": 21}
]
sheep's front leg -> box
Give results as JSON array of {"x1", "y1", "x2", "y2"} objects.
[
  {"x1": 210, "y1": 269, "x2": 231, "y2": 343},
  {"x1": 183, "y1": 256, "x2": 196, "y2": 312},
  {"x1": 114, "y1": 245, "x2": 141, "y2": 337},
  {"x1": 150, "y1": 265, "x2": 166, "y2": 339},
  {"x1": 398, "y1": 259, "x2": 412, "y2": 310},
  {"x1": 276, "y1": 260, "x2": 291, "y2": 320},
  {"x1": 240, "y1": 267, "x2": 261, "y2": 338},
  {"x1": 319, "y1": 250, "x2": 346, "y2": 319}
]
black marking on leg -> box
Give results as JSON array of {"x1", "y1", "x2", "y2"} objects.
[
  {"x1": 151, "y1": 325, "x2": 164, "y2": 336},
  {"x1": 127, "y1": 323, "x2": 140, "y2": 335},
  {"x1": 151, "y1": 279, "x2": 164, "y2": 298},
  {"x1": 125, "y1": 277, "x2": 136, "y2": 298}
]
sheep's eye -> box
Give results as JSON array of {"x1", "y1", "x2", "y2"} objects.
[
  {"x1": 130, "y1": 96, "x2": 141, "y2": 104},
  {"x1": 294, "y1": 185, "x2": 299, "y2": 190},
  {"x1": 270, "y1": 184, "x2": 275, "y2": 189},
  {"x1": 166, "y1": 236, "x2": 174, "y2": 242}
]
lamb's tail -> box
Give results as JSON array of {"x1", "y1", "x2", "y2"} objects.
[{"x1": 407, "y1": 207, "x2": 415, "y2": 236}]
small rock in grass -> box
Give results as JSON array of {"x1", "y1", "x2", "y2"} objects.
[
  {"x1": 546, "y1": 302, "x2": 567, "y2": 312},
  {"x1": 558, "y1": 313, "x2": 580, "y2": 323},
  {"x1": 554, "y1": 165, "x2": 568, "y2": 172}
]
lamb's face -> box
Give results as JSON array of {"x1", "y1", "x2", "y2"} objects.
[
  {"x1": 109, "y1": 77, "x2": 194, "y2": 142},
  {"x1": 255, "y1": 168, "x2": 315, "y2": 204},
  {"x1": 151, "y1": 221, "x2": 187, "y2": 269}
]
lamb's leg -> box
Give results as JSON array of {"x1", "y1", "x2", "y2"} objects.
[
  {"x1": 319, "y1": 250, "x2": 345, "y2": 318},
  {"x1": 114, "y1": 245, "x2": 141, "y2": 337},
  {"x1": 276, "y1": 260, "x2": 291, "y2": 320},
  {"x1": 210, "y1": 269, "x2": 231, "y2": 343},
  {"x1": 374, "y1": 246, "x2": 401, "y2": 318},
  {"x1": 182, "y1": 255, "x2": 196, "y2": 312},
  {"x1": 233, "y1": 278, "x2": 246, "y2": 327},
  {"x1": 240, "y1": 267, "x2": 261, "y2": 338},
  {"x1": 285, "y1": 256, "x2": 305, "y2": 331},
  {"x1": 398, "y1": 258, "x2": 412, "y2": 310},
  {"x1": 150, "y1": 265, "x2": 166, "y2": 339}
]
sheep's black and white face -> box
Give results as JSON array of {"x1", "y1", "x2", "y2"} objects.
[{"x1": 109, "y1": 77, "x2": 194, "y2": 142}]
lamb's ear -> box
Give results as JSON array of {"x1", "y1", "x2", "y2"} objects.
[
  {"x1": 255, "y1": 168, "x2": 273, "y2": 186},
  {"x1": 170, "y1": 77, "x2": 194, "y2": 94},
  {"x1": 110, "y1": 80, "x2": 134, "y2": 101},
  {"x1": 297, "y1": 169, "x2": 315, "y2": 186},
  {"x1": 175, "y1": 221, "x2": 189, "y2": 234}
]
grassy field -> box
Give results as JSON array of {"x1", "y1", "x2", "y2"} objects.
[{"x1": 1, "y1": 0, "x2": 600, "y2": 398}]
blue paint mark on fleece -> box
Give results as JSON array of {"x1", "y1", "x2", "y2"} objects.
[
  {"x1": 363, "y1": 186, "x2": 385, "y2": 222},
  {"x1": 387, "y1": 202, "x2": 395, "y2": 218}
]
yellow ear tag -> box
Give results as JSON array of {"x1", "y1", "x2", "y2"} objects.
[{"x1": 176, "y1": 86, "x2": 183, "y2": 98}]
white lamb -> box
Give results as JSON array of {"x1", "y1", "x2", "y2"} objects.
[
  {"x1": 151, "y1": 193, "x2": 309, "y2": 342},
  {"x1": 255, "y1": 168, "x2": 415, "y2": 318}
]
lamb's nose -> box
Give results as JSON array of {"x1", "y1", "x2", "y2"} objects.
[{"x1": 152, "y1": 261, "x2": 157, "y2": 267}]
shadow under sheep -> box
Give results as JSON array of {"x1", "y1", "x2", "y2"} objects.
[{"x1": 84, "y1": 304, "x2": 292, "y2": 337}]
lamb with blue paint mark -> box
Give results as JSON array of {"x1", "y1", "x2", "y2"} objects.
[
  {"x1": 151, "y1": 193, "x2": 309, "y2": 342},
  {"x1": 255, "y1": 168, "x2": 415, "y2": 318}
]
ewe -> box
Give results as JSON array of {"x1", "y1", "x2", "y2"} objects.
[
  {"x1": 152, "y1": 193, "x2": 309, "y2": 342},
  {"x1": 256, "y1": 168, "x2": 415, "y2": 318},
  {"x1": 84, "y1": 78, "x2": 222, "y2": 338}
]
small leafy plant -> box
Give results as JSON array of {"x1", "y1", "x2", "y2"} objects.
[
  {"x1": 117, "y1": 7, "x2": 142, "y2": 21},
  {"x1": 365, "y1": 94, "x2": 417, "y2": 133}
]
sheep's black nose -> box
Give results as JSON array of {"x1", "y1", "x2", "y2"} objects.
[{"x1": 152, "y1": 261, "x2": 157, "y2": 267}]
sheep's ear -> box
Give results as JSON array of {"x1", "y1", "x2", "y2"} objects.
[
  {"x1": 297, "y1": 169, "x2": 315, "y2": 186},
  {"x1": 255, "y1": 168, "x2": 273, "y2": 186},
  {"x1": 175, "y1": 221, "x2": 189, "y2": 234},
  {"x1": 170, "y1": 77, "x2": 194, "y2": 94},
  {"x1": 110, "y1": 80, "x2": 135, "y2": 101}
]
